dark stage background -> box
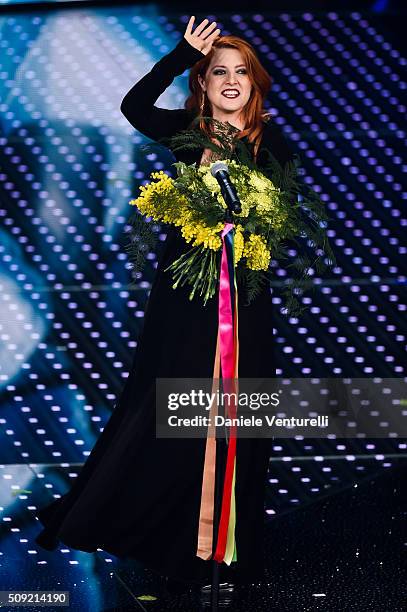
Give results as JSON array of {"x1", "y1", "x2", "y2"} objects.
[{"x1": 0, "y1": 1, "x2": 405, "y2": 610}]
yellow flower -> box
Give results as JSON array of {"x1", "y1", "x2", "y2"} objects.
[
  {"x1": 216, "y1": 193, "x2": 227, "y2": 208},
  {"x1": 234, "y1": 224, "x2": 244, "y2": 265},
  {"x1": 181, "y1": 223, "x2": 196, "y2": 241},
  {"x1": 200, "y1": 170, "x2": 220, "y2": 194},
  {"x1": 129, "y1": 170, "x2": 191, "y2": 225},
  {"x1": 243, "y1": 234, "x2": 271, "y2": 270},
  {"x1": 246, "y1": 191, "x2": 273, "y2": 213},
  {"x1": 249, "y1": 172, "x2": 275, "y2": 193},
  {"x1": 181, "y1": 221, "x2": 224, "y2": 251}
]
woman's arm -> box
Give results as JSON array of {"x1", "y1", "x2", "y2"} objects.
[{"x1": 120, "y1": 37, "x2": 205, "y2": 142}]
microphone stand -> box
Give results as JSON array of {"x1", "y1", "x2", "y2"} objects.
[{"x1": 210, "y1": 433, "x2": 226, "y2": 611}]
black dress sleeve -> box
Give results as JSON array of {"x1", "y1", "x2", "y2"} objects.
[
  {"x1": 257, "y1": 123, "x2": 306, "y2": 205},
  {"x1": 257, "y1": 123, "x2": 296, "y2": 169},
  {"x1": 120, "y1": 37, "x2": 205, "y2": 142}
]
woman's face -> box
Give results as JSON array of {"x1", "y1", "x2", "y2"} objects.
[{"x1": 198, "y1": 47, "x2": 252, "y2": 121}]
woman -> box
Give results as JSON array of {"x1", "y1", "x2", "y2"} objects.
[{"x1": 35, "y1": 16, "x2": 295, "y2": 591}]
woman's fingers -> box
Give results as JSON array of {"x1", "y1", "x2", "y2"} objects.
[
  {"x1": 193, "y1": 18, "x2": 210, "y2": 37},
  {"x1": 184, "y1": 16, "x2": 221, "y2": 53},
  {"x1": 185, "y1": 15, "x2": 195, "y2": 36},
  {"x1": 200, "y1": 29, "x2": 221, "y2": 55},
  {"x1": 201, "y1": 21, "x2": 218, "y2": 40},
  {"x1": 187, "y1": 16, "x2": 217, "y2": 40},
  {"x1": 205, "y1": 28, "x2": 221, "y2": 43}
]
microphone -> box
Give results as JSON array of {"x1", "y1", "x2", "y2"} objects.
[{"x1": 210, "y1": 162, "x2": 242, "y2": 215}]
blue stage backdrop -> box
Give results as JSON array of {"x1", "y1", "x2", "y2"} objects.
[{"x1": 0, "y1": 3, "x2": 405, "y2": 583}]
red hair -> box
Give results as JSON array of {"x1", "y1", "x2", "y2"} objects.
[{"x1": 185, "y1": 35, "x2": 272, "y2": 160}]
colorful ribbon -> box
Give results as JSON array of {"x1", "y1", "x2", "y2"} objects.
[{"x1": 196, "y1": 222, "x2": 239, "y2": 565}]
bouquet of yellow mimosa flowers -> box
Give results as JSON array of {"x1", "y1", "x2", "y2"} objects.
[{"x1": 125, "y1": 118, "x2": 335, "y2": 315}]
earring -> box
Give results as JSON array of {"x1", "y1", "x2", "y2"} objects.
[{"x1": 200, "y1": 91, "x2": 205, "y2": 113}]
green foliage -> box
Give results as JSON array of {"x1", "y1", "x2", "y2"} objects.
[
  {"x1": 167, "y1": 245, "x2": 220, "y2": 305},
  {"x1": 124, "y1": 209, "x2": 159, "y2": 280},
  {"x1": 236, "y1": 263, "x2": 268, "y2": 306}
]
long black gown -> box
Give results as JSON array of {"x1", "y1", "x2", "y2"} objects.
[{"x1": 35, "y1": 37, "x2": 295, "y2": 585}]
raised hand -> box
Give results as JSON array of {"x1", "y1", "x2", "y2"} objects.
[{"x1": 184, "y1": 16, "x2": 221, "y2": 56}]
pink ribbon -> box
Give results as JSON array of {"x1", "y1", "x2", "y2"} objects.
[{"x1": 213, "y1": 222, "x2": 238, "y2": 562}]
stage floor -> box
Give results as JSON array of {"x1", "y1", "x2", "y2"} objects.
[{"x1": 0, "y1": 460, "x2": 404, "y2": 611}]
